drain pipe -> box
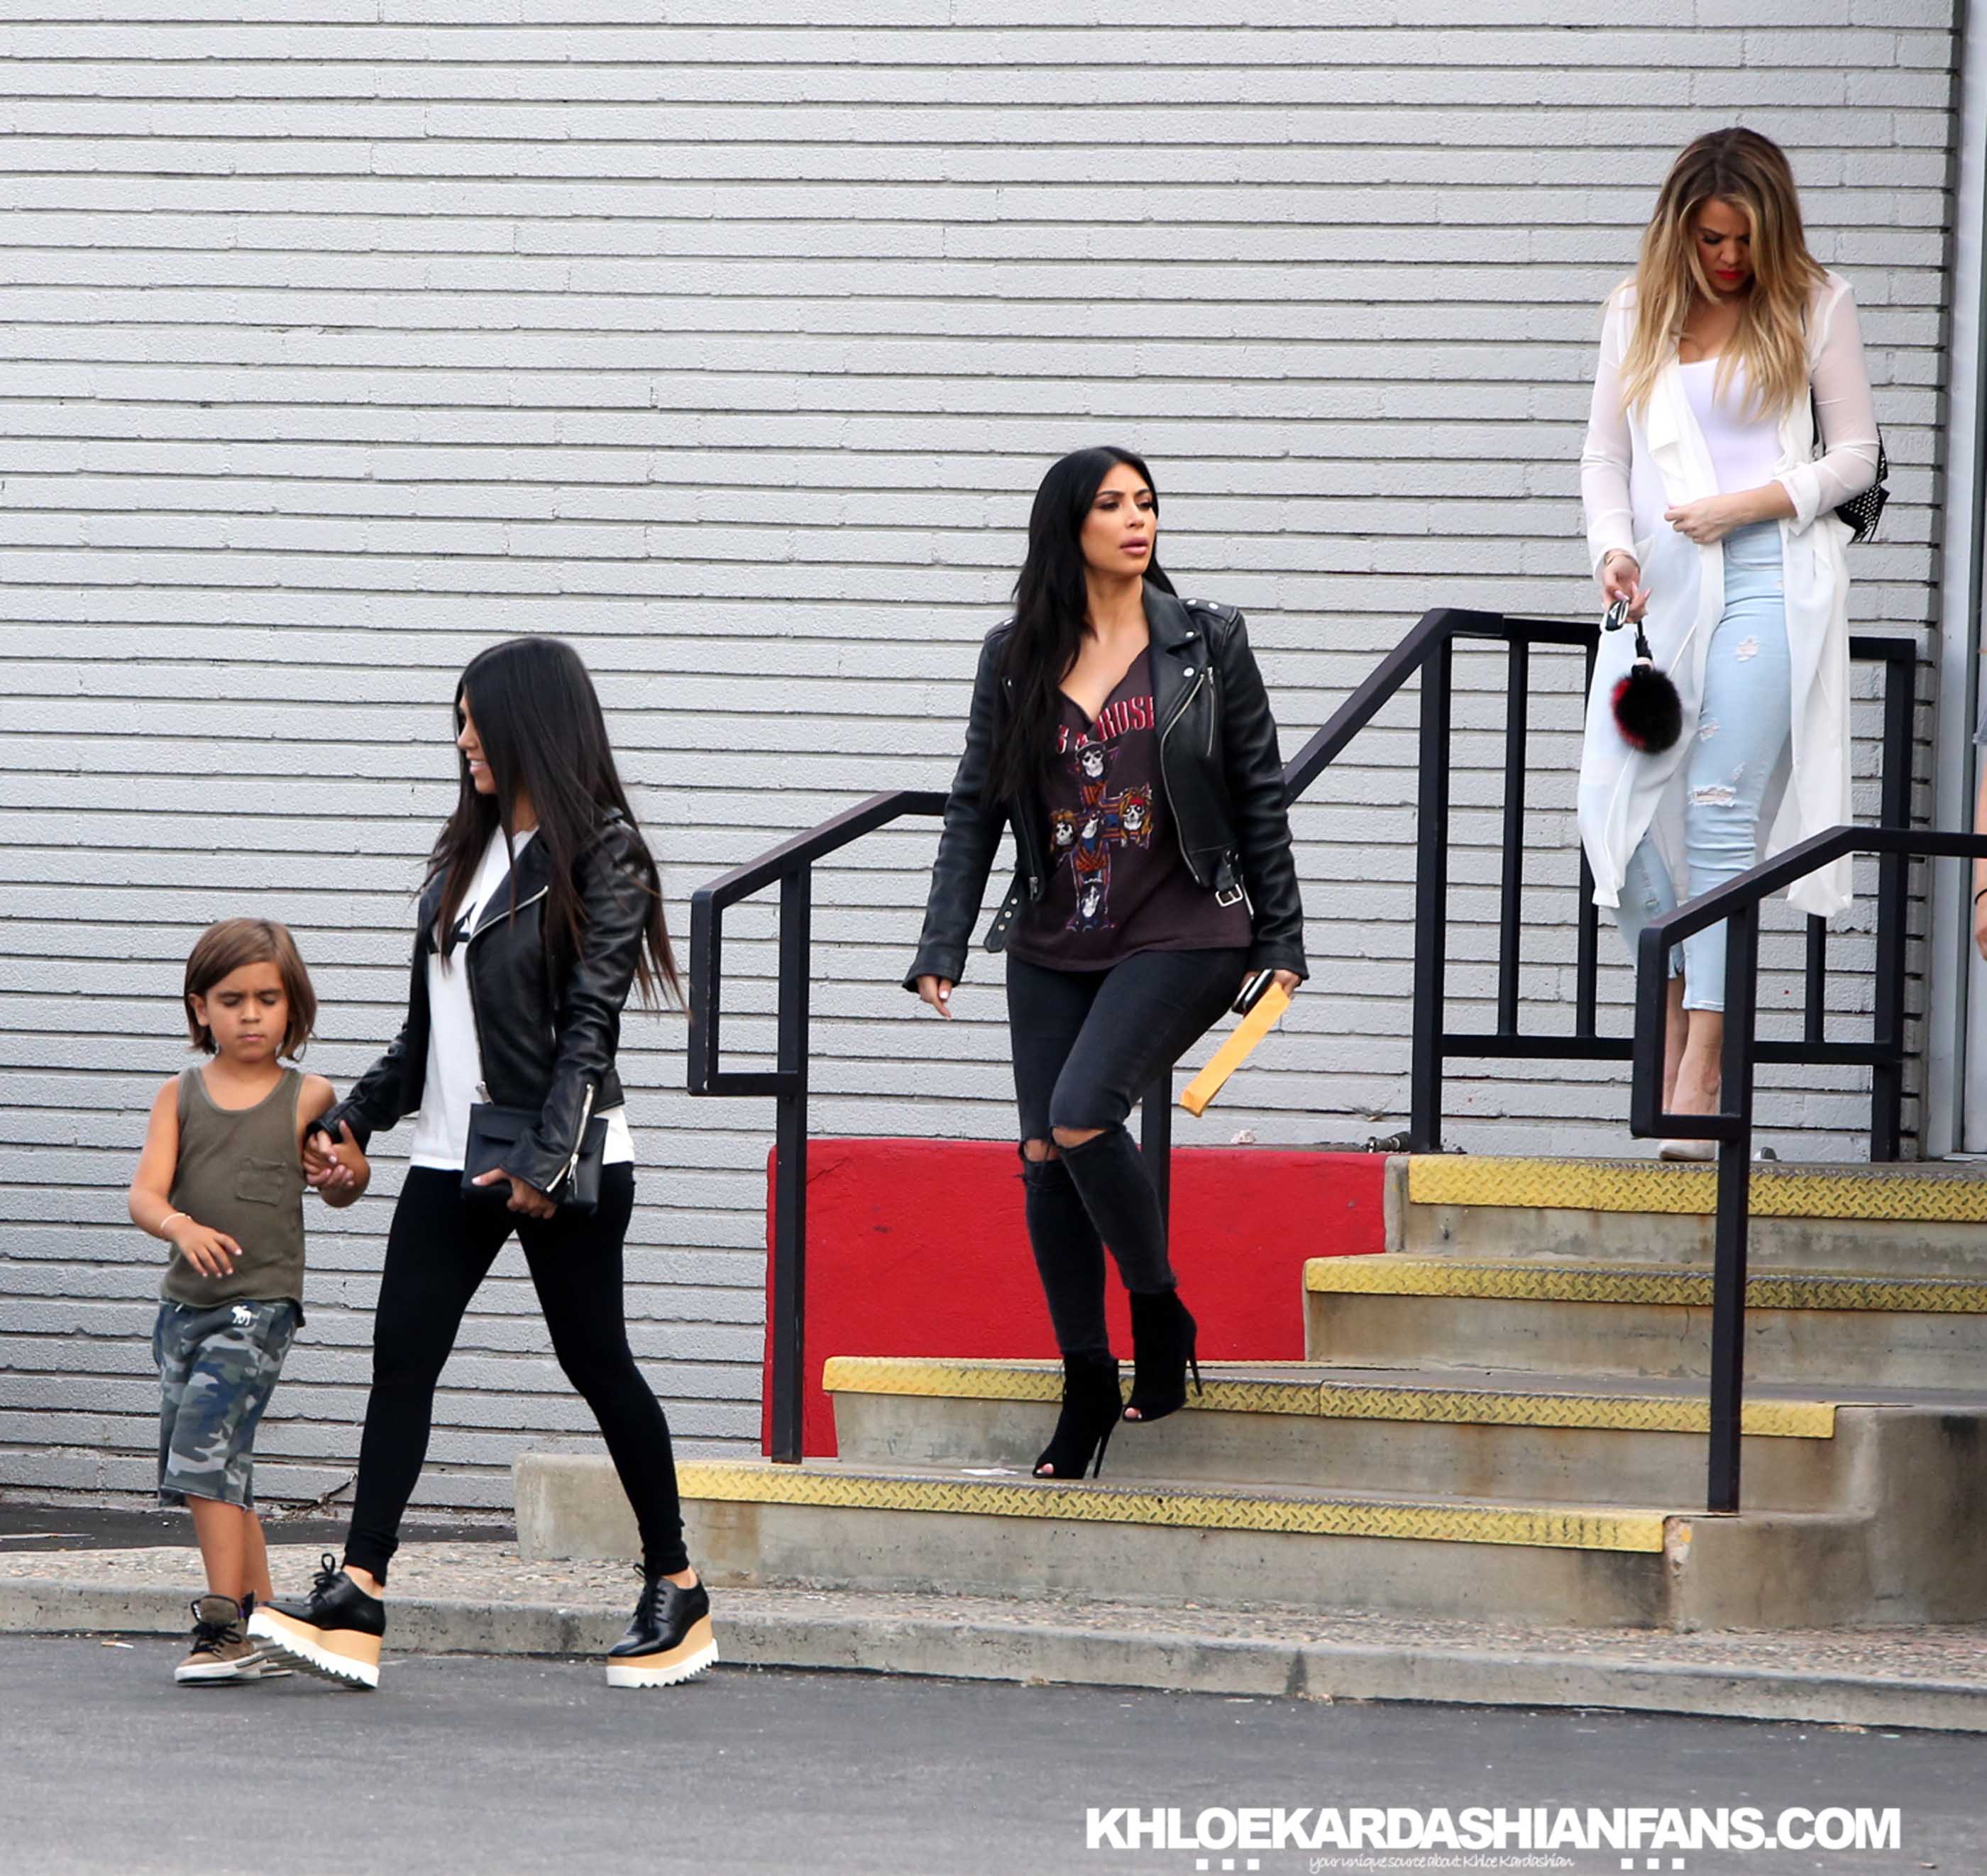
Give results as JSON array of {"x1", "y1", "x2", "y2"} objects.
[{"x1": 1927, "y1": 0, "x2": 1987, "y2": 1158}]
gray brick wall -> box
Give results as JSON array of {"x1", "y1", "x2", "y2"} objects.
[{"x1": 0, "y1": 4, "x2": 1961, "y2": 1507}]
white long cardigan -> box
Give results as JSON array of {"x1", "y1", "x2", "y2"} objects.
[{"x1": 1575, "y1": 272, "x2": 1881, "y2": 921}]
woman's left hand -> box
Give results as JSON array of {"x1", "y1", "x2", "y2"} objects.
[
  {"x1": 1245, "y1": 970, "x2": 1302, "y2": 1000},
  {"x1": 471, "y1": 1167, "x2": 557, "y2": 1218},
  {"x1": 1663, "y1": 497, "x2": 1741, "y2": 545}
]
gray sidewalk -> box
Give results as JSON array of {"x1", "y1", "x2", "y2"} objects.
[{"x1": 2, "y1": 1535, "x2": 1983, "y2": 1733}]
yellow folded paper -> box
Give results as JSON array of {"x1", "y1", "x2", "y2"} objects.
[{"x1": 1179, "y1": 983, "x2": 1292, "y2": 1115}]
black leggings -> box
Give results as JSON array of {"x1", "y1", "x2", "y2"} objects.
[
  {"x1": 1006, "y1": 947, "x2": 1248, "y2": 1357},
  {"x1": 343, "y1": 1164, "x2": 687, "y2": 1582}
]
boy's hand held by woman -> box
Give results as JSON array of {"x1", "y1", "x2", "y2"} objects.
[{"x1": 302, "y1": 1119, "x2": 369, "y2": 1205}]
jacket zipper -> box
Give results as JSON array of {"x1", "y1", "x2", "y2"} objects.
[
  {"x1": 547, "y1": 1081, "x2": 595, "y2": 1193},
  {"x1": 1157, "y1": 662, "x2": 1210, "y2": 887},
  {"x1": 461, "y1": 882, "x2": 549, "y2": 1109}
]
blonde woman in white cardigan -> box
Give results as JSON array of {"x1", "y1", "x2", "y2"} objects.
[{"x1": 1577, "y1": 127, "x2": 1879, "y2": 1156}]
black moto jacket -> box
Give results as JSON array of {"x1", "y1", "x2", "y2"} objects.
[
  {"x1": 321, "y1": 810, "x2": 651, "y2": 1199},
  {"x1": 906, "y1": 585, "x2": 1306, "y2": 991}
]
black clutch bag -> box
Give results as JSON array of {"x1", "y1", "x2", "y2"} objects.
[{"x1": 462, "y1": 1103, "x2": 610, "y2": 1214}]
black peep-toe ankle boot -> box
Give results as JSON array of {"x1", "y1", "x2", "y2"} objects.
[
  {"x1": 1033, "y1": 1352, "x2": 1123, "y2": 1479},
  {"x1": 1123, "y1": 1289, "x2": 1201, "y2": 1425}
]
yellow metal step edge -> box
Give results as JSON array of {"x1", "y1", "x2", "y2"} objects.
[
  {"x1": 820, "y1": 1355, "x2": 1833, "y2": 1438},
  {"x1": 820, "y1": 1356, "x2": 1302, "y2": 1418},
  {"x1": 1305, "y1": 1257, "x2": 1987, "y2": 1316},
  {"x1": 1309, "y1": 1384, "x2": 1831, "y2": 1440},
  {"x1": 1407, "y1": 1154, "x2": 1987, "y2": 1224},
  {"x1": 676, "y1": 1460, "x2": 1666, "y2": 1554}
]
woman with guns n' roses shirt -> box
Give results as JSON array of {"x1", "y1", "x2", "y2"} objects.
[{"x1": 908, "y1": 446, "x2": 1306, "y2": 1484}]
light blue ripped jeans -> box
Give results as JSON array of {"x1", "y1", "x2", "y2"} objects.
[{"x1": 1614, "y1": 519, "x2": 1790, "y2": 1013}]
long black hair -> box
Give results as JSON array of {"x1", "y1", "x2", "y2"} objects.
[
  {"x1": 989, "y1": 445, "x2": 1176, "y2": 805},
  {"x1": 429, "y1": 636, "x2": 680, "y2": 1008}
]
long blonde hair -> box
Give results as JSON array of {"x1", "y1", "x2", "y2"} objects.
[{"x1": 1619, "y1": 128, "x2": 1825, "y2": 421}]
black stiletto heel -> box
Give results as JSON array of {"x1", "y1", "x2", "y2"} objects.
[
  {"x1": 1033, "y1": 1352, "x2": 1123, "y2": 1479},
  {"x1": 1123, "y1": 1289, "x2": 1200, "y2": 1424}
]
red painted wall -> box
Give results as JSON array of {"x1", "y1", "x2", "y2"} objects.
[{"x1": 761, "y1": 1140, "x2": 1386, "y2": 1457}]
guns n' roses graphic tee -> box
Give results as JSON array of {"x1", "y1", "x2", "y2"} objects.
[{"x1": 1004, "y1": 649, "x2": 1253, "y2": 971}]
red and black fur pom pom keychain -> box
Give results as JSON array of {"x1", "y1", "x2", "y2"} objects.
[{"x1": 1605, "y1": 596, "x2": 1682, "y2": 755}]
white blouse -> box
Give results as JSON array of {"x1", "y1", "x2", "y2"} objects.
[{"x1": 1581, "y1": 272, "x2": 1881, "y2": 574}]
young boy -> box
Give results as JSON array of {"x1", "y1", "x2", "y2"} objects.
[{"x1": 127, "y1": 918, "x2": 368, "y2": 1684}]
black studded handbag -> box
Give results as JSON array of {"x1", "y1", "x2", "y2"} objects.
[{"x1": 1810, "y1": 390, "x2": 1888, "y2": 543}]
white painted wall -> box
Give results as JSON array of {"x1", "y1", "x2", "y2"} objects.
[{"x1": 0, "y1": 2, "x2": 1959, "y2": 1506}]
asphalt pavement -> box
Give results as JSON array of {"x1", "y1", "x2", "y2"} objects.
[{"x1": 0, "y1": 1636, "x2": 1976, "y2": 1876}]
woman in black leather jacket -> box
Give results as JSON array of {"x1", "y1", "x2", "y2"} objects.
[
  {"x1": 909, "y1": 447, "x2": 1306, "y2": 1482},
  {"x1": 250, "y1": 636, "x2": 718, "y2": 1694}
]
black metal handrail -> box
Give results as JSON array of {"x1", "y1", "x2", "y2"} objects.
[
  {"x1": 1629, "y1": 827, "x2": 1987, "y2": 1516},
  {"x1": 1390, "y1": 625, "x2": 1917, "y2": 1156},
  {"x1": 689, "y1": 610, "x2": 1923, "y2": 1464},
  {"x1": 688, "y1": 788, "x2": 943, "y2": 1461}
]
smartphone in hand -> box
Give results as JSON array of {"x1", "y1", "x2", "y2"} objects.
[{"x1": 1233, "y1": 969, "x2": 1276, "y2": 1017}]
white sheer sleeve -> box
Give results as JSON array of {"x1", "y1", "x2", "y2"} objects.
[
  {"x1": 1777, "y1": 277, "x2": 1880, "y2": 531},
  {"x1": 1579, "y1": 291, "x2": 1637, "y2": 580}
]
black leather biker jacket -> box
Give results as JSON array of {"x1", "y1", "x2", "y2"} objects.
[
  {"x1": 321, "y1": 810, "x2": 651, "y2": 1199},
  {"x1": 906, "y1": 585, "x2": 1307, "y2": 990}
]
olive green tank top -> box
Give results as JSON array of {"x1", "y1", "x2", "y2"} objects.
[{"x1": 161, "y1": 1066, "x2": 308, "y2": 1314}]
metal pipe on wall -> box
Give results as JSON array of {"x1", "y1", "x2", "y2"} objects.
[{"x1": 1927, "y1": 0, "x2": 1987, "y2": 1157}]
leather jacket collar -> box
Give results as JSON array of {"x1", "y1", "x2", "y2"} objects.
[
  {"x1": 415, "y1": 822, "x2": 553, "y2": 952},
  {"x1": 1142, "y1": 581, "x2": 1206, "y2": 754}
]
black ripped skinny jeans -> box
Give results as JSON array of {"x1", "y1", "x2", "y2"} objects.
[
  {"x1": 343, "y1": 1164, "x2": 687, "y2": 1582},
  {"x1": 1006, "y1": 947, "x2": 1248, "y2": 1357}
]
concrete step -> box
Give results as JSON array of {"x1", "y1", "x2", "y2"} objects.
[
  {"x1": 1394, "y1": 1155, "x2": 1987, "y2": 1278},
  {"x1": 517, "y1": 1449, "x2": 1938, "y2": 1630},
  {"x1": 1306, "y1": 1255, "x2": 1987, "y2": 1391},
  {"x1": 822, "y1": 1354, "x2": 1871, "y2": 1511}
]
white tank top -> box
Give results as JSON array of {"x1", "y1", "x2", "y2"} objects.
[{"x1": 1679, "y1": 356, "x2": 1785, "y2": 497}]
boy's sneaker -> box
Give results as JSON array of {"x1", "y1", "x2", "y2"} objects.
[
  {"x1": 605, "y1": 1568, "x2": 718, "y2": 1689},
  {"x1": 175, "y1": 1594, "x2": 290, "y2": 1686},
  {"x1": 247, "y1": 1552, "x2": 385, "y2": 1690}
]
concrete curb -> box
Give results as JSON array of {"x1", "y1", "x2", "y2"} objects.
[{"x1": 2, "y1": 1577, "x2": 1981, "y2": 1733}]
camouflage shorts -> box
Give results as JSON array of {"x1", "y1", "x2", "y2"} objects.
[{"x1": 153, "y1": 1298, "x2": 299, "y2": 1509}]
